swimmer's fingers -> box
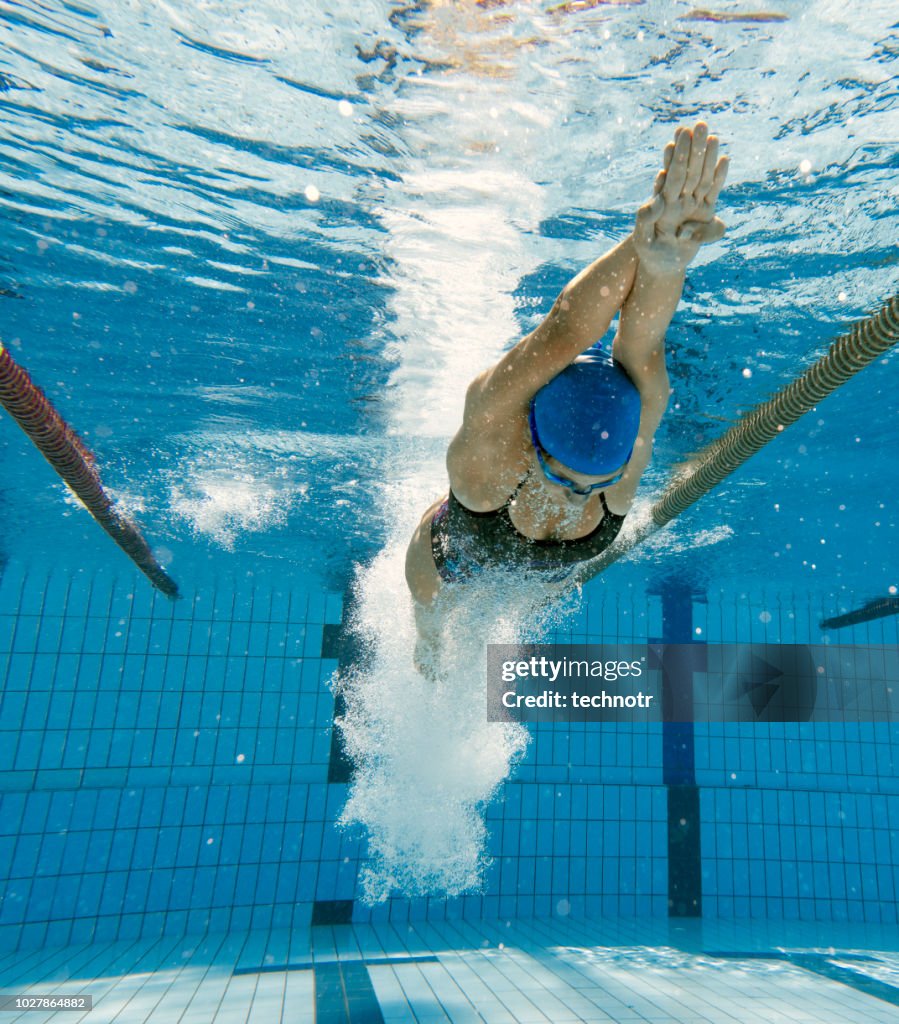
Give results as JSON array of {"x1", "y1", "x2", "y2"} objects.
[
  {"x1": 661, "y1": 127, "x2": 691, "y2": 200},
  {"x1": 694, "y1": 134, "x2": 719, "y2": 202},
  {"x1": 703, "y1": 156, "x2": 730, "y2": 211},
  {"x1": 682, "y1": 121, "x2": 709, "y2": 196},
  {"x1": 677, "y1": 216, "x2": 726, "y2": 244},
  {"x1": 704, "y1": 216, "x2": 727, "y2": 244},
  {"x1": 653, "y1": 142, "x2": 676, "y2": 194},
  {"x1": 635, "y1": 194, "x2": 664, "y2": 244}
]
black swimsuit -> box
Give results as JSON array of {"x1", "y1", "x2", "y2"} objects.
[{"x1": 430, "y1": 477, "x2": 626, "y2": 583}]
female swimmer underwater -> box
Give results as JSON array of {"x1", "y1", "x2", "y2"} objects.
[{"x1": 405, "y1": 123, "x2": 729, "y2": 658}]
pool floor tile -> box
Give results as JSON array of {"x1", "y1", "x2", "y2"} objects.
[{"x1": 3, "y1": 917, "x2": 899, "y2": 1022}]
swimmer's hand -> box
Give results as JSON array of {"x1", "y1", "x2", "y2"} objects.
[{"x1": 633, "y1": 121, "x2": 729, "y2": 277}]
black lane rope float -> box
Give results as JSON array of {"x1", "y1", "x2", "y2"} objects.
[
  {"x1": 575, "y1": 292, "x2": 899, "y2": 585},
  {"x1": 821, "y1": 597, "x2": 899, "y2": 631},
  {"x1": 0, "y1": 343, "x2": 179, "y2": 598}
]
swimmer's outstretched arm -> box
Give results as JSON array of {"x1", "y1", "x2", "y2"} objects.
[
  {"x1": 483, "y1": 235, "x2": 640, "y2": 408},
  {"x1": 480, "y1": 123, "x2": 727, "y2": 413},
  {"x1": 618, "y1": 122, "x2": 728, "y2": 365},
  {"x1": 605, "y1": 123, "x2": 729, "y2": 507}
]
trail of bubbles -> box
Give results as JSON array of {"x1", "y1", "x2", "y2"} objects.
[
  {"x1": 335, "y1": 535, "x2": 578, "y2": 902},
  {"x1": 167, "y1": 447, "x2": 305, "y2": 549}
]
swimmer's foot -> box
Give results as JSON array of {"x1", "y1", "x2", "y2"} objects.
[
  {"x1": 413, "y1": 640, "x2": 442, "y2": 682},
  {"x1": 413, "y1": 618, "x2": 444, "y2": 684},
  {"x1": 412, "y1": 602, "x2": 444, "y2": 681},
  {"x1": 633, "y1": 121, "x2": 729, "y2": 276}
]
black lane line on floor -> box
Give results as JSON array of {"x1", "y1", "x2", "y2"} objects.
[
  {"x1": 314, "y1": 960, "x2": 386, "y2": 1024},
  {"x1": 666, "y1": 784, "x2": 701, "y2": 918},
  {"x1": 322, "y1": 622, "x2": 352, "y2": 785},
  {"x1": 323, "y1": 590, "x2": 368, "y2": 785},
  {"x1": 234, "y1": 955, "x2": 438, "y2": 976},
  {"x1": 655, "y1": 581, "x2": 705, "y2": 919},
  {"x1": 313, "y1": 899, "x2": 355, "y2": 925},
  {"x1": 320, "y1": 593, "x2": 363, "y2": 926},
  {"x1": 707, "y1": 952, "x2": 899, "y2": 1008}
]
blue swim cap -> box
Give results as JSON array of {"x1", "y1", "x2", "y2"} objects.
[{"x1": 531, "y1": 346, "x2": 641, "y2": 476}]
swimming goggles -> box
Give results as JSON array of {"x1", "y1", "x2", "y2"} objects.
[{"x1": 528, "y1": 404, "x2": 627, "y2": 495}]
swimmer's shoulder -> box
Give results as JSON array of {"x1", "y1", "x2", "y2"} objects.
[
  {"x1": 446, "y1": 436, "x2": 528, "y2": 511},
  {"x1": 446, "y1": 380, "x2": 529, "y2": 510}
]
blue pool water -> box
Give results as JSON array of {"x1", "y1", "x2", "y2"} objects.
[{"x1": 1, "y1": 1, "x2": 898, "y2": 1021}]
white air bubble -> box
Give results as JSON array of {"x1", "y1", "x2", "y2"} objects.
[
  {"x1": 155, "y1": 546, "x2": 174, "y2": 567},
  {"x1": 799, "y1": 159, "x2": 812, "y2": 174},
  {"x1": 305, "y1": 184, "x2": 320, "y2": 202},
  {"x1": 168, "y1": 454, "x2": 300, "y2": 551},
  {"x1": 338, "y1": 100, "x2": 353, "y2": 117},
  {"x1": 742, "y1": 368, "x2": 752, "y2": 378}
]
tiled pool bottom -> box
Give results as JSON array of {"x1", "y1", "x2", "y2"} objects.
[{"x1": 3, "y1": 918, "x2": 899, "y2": 1024}]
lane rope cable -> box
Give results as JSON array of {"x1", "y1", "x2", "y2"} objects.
[{"x1": 0, "y1": 343, "x2": 179, "y2": 598}]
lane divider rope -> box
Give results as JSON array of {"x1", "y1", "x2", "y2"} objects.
[{"x1": 0, "y1": 343, "x2": 179, "y2": 598}]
